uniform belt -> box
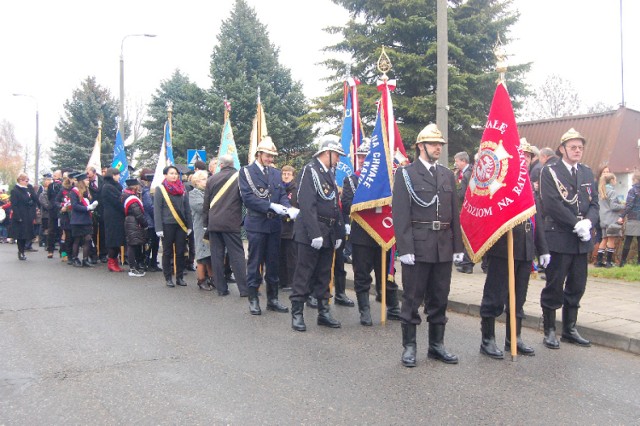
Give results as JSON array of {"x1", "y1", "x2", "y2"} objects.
[
  {"x1": 248, "y1": 210, "x2": 277, "y2": 219},
  {"x1": 411, "y1": 220, "x2": 450, "y2": 230},
  {"x1": 318, "y1": 215, "x2": 336, "y2": 226},
  {"x1": 525, "y1": 221, "x2": 532, "y2": 232}
]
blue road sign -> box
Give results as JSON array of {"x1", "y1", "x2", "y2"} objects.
[{"x1": 187, "y1": 149, "x2": 207, "y2": 170}]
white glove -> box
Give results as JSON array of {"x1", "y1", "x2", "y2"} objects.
[
  {"x1": 86, "y1": 203, "x2": 96, "y2": 211},
  {"x1": 187, "y1": 229, "x2": 192, "y2": 236},
  {"x1": 453, "y1": 253, "x2": 464, "y2": 263},
  {"x1": 345, "y1": 224, "x2": 351, "y2": 235},
  {"x1": 399, "y1": 253, "x2": 415, "y2": 265},
  {"x1": 573, "y1": 219, "x2": 592, "y2": 236},
  {"x1": 334, "y1": 239, "x2": 342, "y2": 249},
  {"x1": 269, "y1": 203, "x2": 288, "y2": 215},
  {"x1": 156, "y1": 231, "x2": 164, "y2": 238},
  {"x1": 578, "y1": 230, "x2": 591, "y2": 242},
  {"x1": 539, "y1": 254, "x2": 551, "y2": 268},
  {"x1": 311, "y1": 237, "x2": 323, "y2": 250},
  {"x1": 287, "y1": 207, "x2": 299, "y2": 220}
]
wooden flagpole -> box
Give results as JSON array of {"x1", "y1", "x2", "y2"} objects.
[
  {"x1": 381, "y1": 251, "x2": 387, "y2": 324},
  {"x1": 507, "y1": 230, "x2": 517, "y2": 361}
]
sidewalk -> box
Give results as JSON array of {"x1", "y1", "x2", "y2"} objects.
[{"x1": 344, "y1": 261, "x2": 640, "y2": 355}]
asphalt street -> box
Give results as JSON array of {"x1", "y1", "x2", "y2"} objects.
[{"x1": 1, "y1": 244, "x2": 639, "y2": 424}]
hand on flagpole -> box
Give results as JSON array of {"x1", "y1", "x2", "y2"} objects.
[
  {"x1": 334, "y1": 239, "x2": 342, "y2": 250},
  {"x1": 269, "y1": 203, "x2": 288, "y2": 216},
  {"x1": 286, "y1": 207, "x2": 299, "y2": 220},
  {"x1": 344, "y1": 224, "x2": 351, "y2": 235}
]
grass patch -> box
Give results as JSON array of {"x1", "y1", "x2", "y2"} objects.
[{"x1": 590, "y1": 264, "x2": 640, "y2": 282}]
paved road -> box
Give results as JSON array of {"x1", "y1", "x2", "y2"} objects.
[{"x1": 1, "y1": 244, "x2": 639, "y2": 424}]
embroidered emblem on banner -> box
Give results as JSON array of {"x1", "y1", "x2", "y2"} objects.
[{"x1": 469, "y1": 139, "x2": 512, "y2": 198}]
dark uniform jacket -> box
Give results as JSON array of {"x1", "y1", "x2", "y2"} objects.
[
  {"x1": 69, "y1": 188, "x2": 93, "y2": 226},
  {"x1": 88, "y1": 174, "x2": 104, "y2": 219},
  {"x1": 392, "y1": 159, "x2": 463, "y2": 263},
  {"x1": 102, "y1": 176, "x2": 126, "y2": 248},
  {"x1": 293, "y1": 159, "x2": 344, "y2": 248},
  {"x1": 341, "y1": 174, "x2": 376, "y2": 247},
  {"x1": 121, "y1": 192, "x2": 148, "y2": 246},
  {"x1": 280, "y1": 180, "x2": 298, "y2": 240},
  {"x1": 540, "y1": 160, "x2": 599, "y2": 254},
  {"x1": 487, "y1": 203, "x2": 548, "y2": 261},
  {"x1": 239, "y1": 162, "x2": 290, "y2": 234},
  {"x1": 9, "y1": 184, "x2": 38, "y2": 240},
  {"x1": 47, "y1": 179, "x2": 62, "y2": 215},
  {"x1": 203, "y1": 166, "x2": 243, "y2": 233},
  {"x1": 457, "y1": 165, "x2": 472, "y2": 205}
]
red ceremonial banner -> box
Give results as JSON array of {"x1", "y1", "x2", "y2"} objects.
[{"x1": 459, "y1": 83, "x2": 536, "y2": 263}]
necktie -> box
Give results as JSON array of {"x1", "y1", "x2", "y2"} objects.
[
  {"x1": 429, "y1": 166, "x2": 435, "y2": 176},
  {"x1": 263, "y1": 166, "x2": 268, "y2": 176},
  {"x1": 571, "y1": 167, "x2": 577, "y2": 186}
]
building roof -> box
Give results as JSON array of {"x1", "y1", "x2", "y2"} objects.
[{"x1": 518, "y1": 106, "x2": 640, "y2": 174}]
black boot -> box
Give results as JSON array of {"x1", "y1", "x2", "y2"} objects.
[
  {"x1": 82, "y1": 258, "x2": 94, "y2": 268},
  {"x1": 427, "y1": 323, "x2": 458, "y2": 364},
  {"x1": 266, "y1": 284, "x2": 289, "y2": 312},
  {"x1": 401, "y1": 322, "x2": 417, "y2": 367},
  {"x1": 165, "y1": 276, "x2": 175, "y2": 287},
  {"x1": 561, "y1": 307, "x2": 591, "y2": 347},
  {"x1": 620, "y1": 246, "x2": 630, "y2": 267},
  {"x1": 356, "y1": 292, "x2": 372, "y2": 326},
  {"x1": 248, "y1": 287, "x2": 261, "y2": 315},
  {"x1": 291, "y1": 300, "x2": 306, "y2": 332},
  {"x1": 480, "y1": 317, "x2": 504, "y2": 359},
  {"x1": 72, "y1": 257, "x2": 82, "y2": 267},
  {"x1": 18, "y1": 252, "x2": 26, "y2": 261},
  {"x1": 605, "y1": 250, "x2": 614, "y2": 268},
  {"x1": 176, "y1": 276, "x2": 187, "y2": 286},
  {"x1": 317, "y1": 299, "x2": 341, "y2": 328},
  {"x1": 594, "y1": 250, "x2": 605, "y2": 267},
  {"x1": 505, "y1": 316, "x2": 534, "y2": 356},
  {"x1": 306, "y1": 295, "x2": 318, "y2": 309},
  {"x1": 334, "y1": 273, "x2": 354, "y2": 306},
  {"x1": 386, "y1": 289, "x2": 401, "y2": 321},
  {"x1": 542, "y1": 307, "x2": 560, "y2": 349}
]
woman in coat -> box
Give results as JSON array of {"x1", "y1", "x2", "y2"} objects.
[
  {"x1": 189, "y1": 170, "x2": 213, "y2": 291},
  {"x1": 9, "y1": 173, "x2": 39, "y2": 260},
  {"x1": 55, "y1": 175, "x2": 74, "y2": 262},
  {"x1": 617, "y1": 171, "x2": 640, "y2": 266},
  {"x1": 69, "y1": 173, "x2": 99, "y2": 267},
  {"x1": 121, "y1": 179, "x2": 148, "y2": 277},
  {"x1": 596, "y1": 172, "x2": 624, "y2": 267},
  {"x1": 154, "y1": 165, "x2": 192, "y2": 287},
  {"x1": 102, "y1": 168, "x2": 126, "y2": 272}
]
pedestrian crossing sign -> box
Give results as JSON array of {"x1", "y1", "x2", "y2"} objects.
[{"x1": 187, "y1": 149, "x2": 207, "y2": 170}]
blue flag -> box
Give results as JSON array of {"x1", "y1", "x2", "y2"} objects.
[
  {"x1": 216, "y1": 119, "x2": 241, "y2": 172},
  {"x1": 164, "y1": 121, "x2": 175, "y2": 166},
  {"x1": 352, "y1": 108, "x2": 393, "y2": 207},
  {"x1": 335, "y1": 90, "x2": 354, "y2": 188},
  {"x1": 111, "y1": 129, "x2": 129, "y2": 186}
]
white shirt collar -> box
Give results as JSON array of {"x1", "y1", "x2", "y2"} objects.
[
  {"x1": 316, "y1": 158, "x2": 329, "y2": 173},
  {"x1": 562, "y1": 159, "x2": 577, "y2": 173},
  {"x1": 418, "y1": 156, "x2": 437, "y2": 171}
]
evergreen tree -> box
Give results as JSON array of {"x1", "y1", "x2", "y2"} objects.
[
  {"x1": 136, "y1": 70, "x2": 215, "y2": 167},
  {"x1": 318, "y1": 0, "x2": 529, "y2": 155},
  {"x1": 51, "y1": 77, "x2": 121, "y2": 171},
  {"x1": 210, "y1": 0, "x2": 314, "y2": 167}
]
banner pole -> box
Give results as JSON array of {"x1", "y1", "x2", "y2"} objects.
[
  {"x1": 381, "y1": 250, "x2": 387, "y2": 324},
  {"x1": 507, "y1": 230, "x2": 517, "y2": 361},
  {"x1": 329, "y1": 250, "x2": 336, "y2": 305},
  {"x1": 120, "y1": 246, "x2": 125, "y2": 266}
]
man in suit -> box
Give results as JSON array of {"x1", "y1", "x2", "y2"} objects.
[
  {"x1": 86, "y1": 166, "x2": 105, "y2": 263},
  {"x1": 203, "y1": 154, "x2": 249, "y2": 297},
  {"x1": 289, "y1": 135, "x2": 345, "y2": 332},
  {"x1": 279, "y1": 165, "x2": 298, "y2": 292},
  {"x1": 539, "y1": 128, "x2": 599, "y2": 349},
  {"x1": 392, "y1": 124, "x2": 464, "y2": 367},
  {"x1": 342, "y1": 141, "x2": 400, "y2": 326},
  {"x1": 239, "y1": 137, "x2": 296, "y2": 316},
  {"x1": 453, "y1": 151, "x2": 475, "y2": 274}
]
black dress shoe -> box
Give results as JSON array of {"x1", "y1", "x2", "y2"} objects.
[
  {"x1": 267, "y1": 299, "x2": 289, "y2": 313},
  {"x1": 249, "y1": 298, "x2": 262, "y2": 315},
  {"x1": 334, "y1": 293, "x2": 355, "y2": 307},
  {"x1": 166, "y1": 278, "x2": 175, "y2": 287},
  {"x1": 225, "y1": 274, "x2": 236, "y2": 283},
  {"x1": 18, "y1": 252, "x2": 27, "y2": 261},
  {"x1": 100, "y1": 255, "x2": 108, "y2": 263},
  {"x1": 82, "y1": 259, "x2": 94, "y2": 267},
  {"x1": 176, "y1": 277, "x2": 187, "y2": 286},
  {"x1": 88, "y1": 257, "x2": 98, "y2": 265},
  {"x1": 147, "y1": 264, "x2": 162, "y2": 272},
  {"x1": 456, "y1": 265, "x2": 473, "y2": 274},
  {"x1": 72, "y1": 258, "x2": 82, "y2": 267},
  {"x1": 186, "y1": 263, "x2": 196, "y2": 272},
  {"x1": 218, "y1": 290, "x2": 230, "y2": 296}
]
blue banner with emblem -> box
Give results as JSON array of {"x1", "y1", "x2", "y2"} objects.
[
  {"x1": 335, "y1": 90, "x2": 354, "y2": 188},
  {"x1": 110, "y1": 129, "x2": 129, "y2": 186}
]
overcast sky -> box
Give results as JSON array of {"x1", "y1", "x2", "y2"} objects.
[{"x1": 1, "y1": 0, "x2": 637, "y2": 172}]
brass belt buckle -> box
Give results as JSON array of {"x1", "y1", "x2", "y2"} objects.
[
  {"x1": 525, "y1": 221, "x2": 531, "y2": 232},
  {"x1": 432, "y1": 221, "x2": 441, "y2": 231}
]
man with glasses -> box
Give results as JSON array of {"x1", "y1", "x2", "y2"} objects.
[{"x1": 539, "y1": 128, "x2": 599, "y2": 350}]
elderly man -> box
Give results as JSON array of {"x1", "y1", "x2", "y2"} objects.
[
  {"x1": 203, "y1": 154, "x2": 248, "y2": 297},
  {"x1": 239, "y1": 137, "x2": 295, "y2": 315},
  {"x1": 454, "y1": 151, "x2": 475, "y2": 274},
  {"x1": 539, "y1": 128, "x2": 598, "y2": 349},
  {"x1": 392, "y1": 124, "x2": 464, "y2": 367}
]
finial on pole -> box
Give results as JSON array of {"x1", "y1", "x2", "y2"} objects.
[
  {"x1": 377, "y1": 46, "x2": 392, "y2": 81},
  {"x1": 98, "y1": 120, "x2": 102, "y2": 129},
  {"x1": 166, "y1": 100, "x2": 173, "y2": 113},
  {"x1": 494, "y1": 35, "x2": 508, "y2": 83}
]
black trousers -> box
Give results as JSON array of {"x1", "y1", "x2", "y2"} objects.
[
  {"x1": 353, "y1": 244, "x2": 398, "y2": 295},
  {"x1": 209, "y1": 231, "x2": 248, "y2": 295},
  {"x1": 279, "y1": 238, "x2": 297, "y2": 289},
  {"x1": 290, "y1": 242, "x2": 333, "y2": 302},
  {"x1": 47, "y1": 212, "x2": 59, "y2": 252},
  {"x1": 480, "y1": 256, "x2": 531, "y2": 318},
  {"x1": 145, "y1": 227, "x2": 160, "y2": 266},
  {"x1": 540, "y1": 252, "x2": 588, "y2": 310},
  {"x1": 161, "y1": 224, "x2": 187, "y2": 280},
  {"x1": 400, "y1": 261, "x2": 452, "y2": 325},
  {"x1": 246, "y1": 231, "x2": 280, "y2": 290}
]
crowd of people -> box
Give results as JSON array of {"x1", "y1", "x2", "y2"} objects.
[{"x1": 3, "y1": 124, "x2": 640, "y2": 368}]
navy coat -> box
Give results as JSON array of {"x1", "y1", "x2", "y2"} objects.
[{"x1": 239, "y1": 162, "x2": 290, "y2": 234}]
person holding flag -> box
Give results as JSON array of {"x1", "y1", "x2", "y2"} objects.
[
  {"x1": 539, "y1": 128, "x2": 598, "y2": 349},
  {"x1": 392, "y1": 124, "x2": 464, "y2": 367}
]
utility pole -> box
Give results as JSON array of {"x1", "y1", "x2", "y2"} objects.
[{"x1": 436, "y1": 0, "x2": 449, "y2": 164}]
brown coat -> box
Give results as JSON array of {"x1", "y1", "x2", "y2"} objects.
[{"x1": 203, "y1": 166, "x2": 243, "y2": 233}]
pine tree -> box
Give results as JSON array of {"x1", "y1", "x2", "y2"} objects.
[
  {"x1": 318, "y1": 0, "x2": 529, "y2": 156},
  {"x1": 210, "y1": 0, "x2": 314, "y2": 167},
  {"x1": 135, "y1": 70, "x2": 214, "y2": 167},
  {"x1": 50, "y1": 77, "x2": 121, "y2": 171}
]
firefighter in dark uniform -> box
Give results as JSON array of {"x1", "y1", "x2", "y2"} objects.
[
  {"x1": 539, "y1": 128, "x2": 598, "y2": 349},
  {"x1": 392, "y1": 124, "x2": 464, "y2": 367},
  {"x1": 479, "y1": 139, "x2": 551, "y2": 359},
  {"x1": 342, "y1": 141, "x2": 400, "y2": 326},
  {"x1": 289, "y1": 135, "x2": 345, "y2": 332},
  {"x1": 239, "y1": 137, "x2": 295, "y2": 316}
]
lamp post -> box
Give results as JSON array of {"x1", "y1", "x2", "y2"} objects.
[
  {"x1": 12, "y1": 93, "x2": 39, "y2": 183},
  {"x1": 119, "y1": 33, "x2": 156, "y2": 139}
]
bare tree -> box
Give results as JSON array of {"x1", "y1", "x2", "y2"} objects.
[
  {"x1": 126, "y1": 97, "x2": 148, "y2": 143},
  {"x1": 519, "y1": 74, "x2": 581, "y2": 121},
  {"x1": 0, "y1": 120, "x2": 24, "y2": 185}
]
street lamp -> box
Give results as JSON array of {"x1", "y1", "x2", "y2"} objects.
[
  {"x1": 119, "y1": 33, "x2": 156, "y2": 139},
  {"x1": 12, "y1": 93, "x2": 39, "y2": 183}
]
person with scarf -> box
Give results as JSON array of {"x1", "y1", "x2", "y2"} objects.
[
  {"x1": 121, "y1": 178, "x2": 148, "y2": 277},
  {"x1": 102, "y1": 168, "x2": 126, "y2": 272},
  {"x1": 154, "y1": 165, "x2": 192, "y2": 287},
  {"x1": 9, "y1": 173, "x2": 39, "y2": 260},
  {"x1": 69, "y1": 173, "x2": 99, "y2": 267},
  {"x1": 278, "y1": 165, "x2": 298, "y2": 292},
  {"x1": 189, "y1": 170, "x2": 214, "y2": 291},
  {"x1": 596, "y1": 172, "x2": 624, "y2": 267}
]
